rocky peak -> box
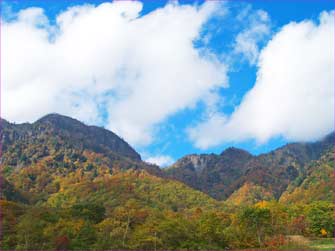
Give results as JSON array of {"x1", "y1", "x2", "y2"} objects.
[{"x1": 174, "y1": 154, "x2": 217, "y2": 173}]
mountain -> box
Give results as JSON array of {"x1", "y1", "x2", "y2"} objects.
[
  {"x1": 279, "y1": 148, "x2": 334, "y2": 204},
  {"x1": 0, "y1": 113, "x2": 167, "y2": 174},
  {"x1": 0, "y1": 113, "x2": 163, "y2": 203},
  {"x1": 0, "y1": 114, "x2": 227, "y2": 250},
  {"x1": 165, "y1": 147, "x2": 253, "y2": 200},
  {"x1": 1, "y1": 113, "x2": 333, "y2": 204},
  {"x1": 0, "y1": 113, "x2": 333, "y2": 250},
  {"x1": 1, "y1": 113, "x2": 141, "y2": 163},
  {"x1": 45, "y1": 168, "x2": 221, "y2": 211},
  {"x1": 166, "y1": 133, "x2": 334, "y2": 200},
  {"x1": 226, "y1": 182, "x2": 275, "y2": 206}
]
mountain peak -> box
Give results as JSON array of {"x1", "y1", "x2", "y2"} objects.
[
  {"x1": 35, "y1": 113, "x2": 84, "y2": 128},
  {"x1": 171, "y1": 153, "x2": 217, "y2": 172},
  {"x1": 3, "y1": 113, "x2": 141, "y2": 161},
  {"x1": 37, "y1": 113, "x2": 70, "y2": 120},
  {"x1": 220, "y1": 147, "x2": 252, "y2": 158}
]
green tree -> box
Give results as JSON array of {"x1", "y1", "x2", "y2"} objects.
[
  {"x1": 305, "y1": 201, "x2": 334, "y2": 237},
  {"x1": 94, "y1": 218, "x2": 125, "y2": 249},
  {"x1": 70, "y1": 203, "x2": 105, "y2": 223},
  {"x1": 15, "y1": 210, "x2": 49, "y2": 249},
  {"x1": 70, "y1": 222, "x2": 97, "y2": 249},
  {"x1": 196, "y1": 212, "x2": 228, "y2": 249},
  {"x1": 237, "y1": 206, "x2": 272, "y2": 247},
  {"x1": 156, "y1": 214, "x2": 196, "y2": 249}
]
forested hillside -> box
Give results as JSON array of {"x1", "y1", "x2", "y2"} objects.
[
  {"x1": 0, "y1": 114, "x2": 333, "y2": 250},
  {"x1": 166, "y1": 133, "x2": 333, "y2": 200}
]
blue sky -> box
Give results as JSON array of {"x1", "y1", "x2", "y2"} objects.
[{"x1": 1, "y1": 0, "x2": 334, "y2": 166}]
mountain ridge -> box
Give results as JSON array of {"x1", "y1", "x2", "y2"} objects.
[
  {"x1": 0, "y1": 113, "x2": 333, "y2": 250},
  {"x1": 1, "y1": 113, "x2": 333, "y2": 203},
  {"x1": 1, "y1": 113, "x2": 141, "y2": 162},
  {"x1": 166, "y1": 132, "x2": 334, "y2": 200}
]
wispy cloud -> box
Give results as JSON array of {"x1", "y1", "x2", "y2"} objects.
[{"x1": 233, "y1": 8, "x2": 271, "y2": 65}]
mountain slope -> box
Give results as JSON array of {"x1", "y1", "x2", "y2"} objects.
[
  {"x1": 0, "y1": 114, "x2": 163, "y2": 204},
  {"x1": 234, "y1": 133, "x2": 333, "y2": 199},
  {"x1": 279, "y1": 149, "x2": 334, "y2": 204},
  {"x1": 1, "y1": 113, "x2": 141, "y2": 165},
  {"x1": 226, "y1": 182, "x2": 275, "y2": 206},
  {"x1": 1, "y1": 113, "x2": 333, "y2": 204},
  {"x1": 166, "y1": 133, "x2": 334, "y2": 200},
  {"x1": 0, "y1": 113, "x2": 165, "y2": 177},
  {"x1": 165, "y1": 147, "x2": 253, "y2": 200},
  {"x1": 45, "y1": 169, "x2": 221, "y2": 211},
  {"x1": 0, "y1": 113, "x2": 333, "y2": 250}
]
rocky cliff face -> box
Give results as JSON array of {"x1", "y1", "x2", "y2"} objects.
[{"x1": 165, "y1": 147, "x2": 253, "y2": 200}]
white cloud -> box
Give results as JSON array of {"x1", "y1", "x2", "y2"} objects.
[
  {"x1": 189, "y1": 10, "x2": 334, "y2": 149},
  {"x1": 234, "y1": 9, "x2": 271, "y2": 65},
  {"x1": 1, "y1": 1, "x2": 227, "y2": 146},
  {"x1": 145, "y1": 155, "x2": 174, "y2": 167}
]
